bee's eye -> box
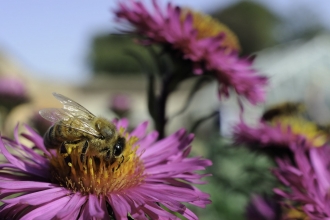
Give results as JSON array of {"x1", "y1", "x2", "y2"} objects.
[{"x1": 113, "y1": 137, "x2": 125, "y2": 157}]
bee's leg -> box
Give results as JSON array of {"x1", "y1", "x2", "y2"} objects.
[
  {"x1": 116, "y1": 155, "x2": 125, "y2": 171},
  {"x1": 60, "y1": 142, "x2": 72, "y2": 165},
  {"x1": 105, "y1": 150, "x2": 111, "y2": 161},
  {"x1": 60, "y1": 142, "x2": 68, "y2": 154},
  {"x1": 80, "y1": 140, "x2": 89, "y2": 163},
  {"x1": 121, "y1": 155, "x2": 124, "y2": 164}
]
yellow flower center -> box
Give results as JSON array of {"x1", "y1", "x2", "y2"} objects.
[
  {"x1": 181, "y1": 9, "x2": 240, "y2": 52},
  {"x1": 48, "y1": 130, "x2": 145, "y2": 195},
  {"x1": 285, "y1": 206, "x2": 309, "y2": 220},
  {"x1": 271, "y1": 116, "x2": 328, "y2": 147}
]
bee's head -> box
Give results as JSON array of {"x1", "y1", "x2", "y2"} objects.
[
  {"x1": 112, "y1": 137, "x2": 126, "y2": 158},
  {"x1": 104, "y1": 137, "x2": 126, "y2": 164}
]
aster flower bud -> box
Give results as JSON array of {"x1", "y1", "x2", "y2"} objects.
[{"x1": 0, "y1": 76, "x2": 29, "y2": 109}]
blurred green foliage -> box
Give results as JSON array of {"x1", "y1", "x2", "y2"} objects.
[
  {"x1": 87, "y1": 34, "x2": 153, "y2": 75},
  {"x1": 212, "y1": 1, "x2": 279, "y2": 56},
  {"x1": 190, "y1": 135, "x2": 277, "y2": 220}
]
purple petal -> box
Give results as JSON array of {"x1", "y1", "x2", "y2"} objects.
[
  {"x1": 57, "y1": 193, "x2": 87, "y2": 219},
  {"x1": 0, "y1": 203, "x2": 30, "y2": 219},
  {"x1": 0, "y1": 180, "x2": 55, "y2": 190},
  {"x1": 13, "y1": 124, "x2": 48, "y2": 164},
  {"x1": 23, "y1": 124, "x2": 50, "y2": 155},
  {"x1": 107, "y1": 194, "x2": 131, "y2": 219},
  {"x1": 20, "y1": 196, "x2": 70, "y2": 220},
  {"x1": 87, "y1": 194, "x2": 106, "y2": 218},
  {"x1": 142, "y1": 202, "x2": 178, "y2": 219},
  {"x1": 136, "y1": 131, "x2": 158, "y2": 153},
  {"x1": 130, "y1": 121, "x2": 148, "y2": 139},
  {"x1": 3, "y1": 187, "x2": 69, "y2": 205},
  {"x1": 182, "y1": 208, "x2": 198, "y2": 220},
  {"x1": 78, "y1": 202, "x2": 89, "y2": 220},
  {"x1": 310, "y1": 148, "x2": 330, "y2": 193},
  {"x1": 0, "y1": 139, "x2": 49, "y2": 178},
  {"x1": 116, "y1": 118, "x2": 129, "y2": 130}
]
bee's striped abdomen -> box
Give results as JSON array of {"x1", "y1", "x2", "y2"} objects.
[{"x1": 44, "y1": 125, "x2": 61, "y2": 149}]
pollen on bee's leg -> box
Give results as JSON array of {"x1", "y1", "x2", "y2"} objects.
[
  {"x1": 48, "y1": 135, "x2": 146, "y2": 195},
  {"x1": 66, "y1": 146, "x2": 72, "y2": 154},
  {"x1": 68, "y1": 162, "x2": 77, "y2": 177}
]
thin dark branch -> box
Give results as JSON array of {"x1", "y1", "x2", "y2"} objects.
[
  {"x1": 170, "y1": 76, "x2": 212, "y2": 120},
  {"x1": 190, "y1": 111, "x2": 218, "y2": 133}
]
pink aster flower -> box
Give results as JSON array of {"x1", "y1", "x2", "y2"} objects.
[
  {"x1": 0, "y1": 76, "x2": 29, "y2": 108},
  {"x1": 109, "y1": 94, "x2": 131, "y2": 117},
  {"x1": 245, "y1": 194, "x2": 282, "y2": 220},
  {"x1": 273, "y1": 141, "x2": 330, "y2": 219},
  {"x1": 114, "y1": 0, "x2": 267, "y2": 104},
  {"x1": 0, "y1": 120, "x2": 211, "y2": 219},
  {"x1": 234, "y1": 116, "x2": 328, "y2": 158},
  {"x1": 234, "y1": 120, "x2": 302, "y2": 159}
]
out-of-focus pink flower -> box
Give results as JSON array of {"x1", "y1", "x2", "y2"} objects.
[
  {"x1": 245, "y1": 194, "x2": 282, "y2": 220},
  {"x1": 109, "y1": 94, "x2": 131, "y2": 117},
  {"x1": 0, "y1": 76, "x2": 29, "y2": 107},
  {"x1": 0, "y1": 120, "x2": 211, "y2": 219},
  {"x1": 234, "y1": 120, "x2": 301, "y2": 159},
  {"x1": 234, "y1": 116, "x2": 328, "y2": 158},
  {"x1": 273, "y1": 141, "x2": 330, "y2": 219},
  {"x1": 115, "y1": 0, "x2": 267, "y2": 104}
]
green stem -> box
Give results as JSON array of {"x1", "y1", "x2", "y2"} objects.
[{"x1": 155, "y1": 73, "x2": 173, "y2": 140}]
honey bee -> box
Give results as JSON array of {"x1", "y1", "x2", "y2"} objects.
[
  {"x1": 261, "y1": 102, "x2": 306, "y2": 122},
  {"x1": 39, "y1": 93, "x2": 126, "y2": 164}
]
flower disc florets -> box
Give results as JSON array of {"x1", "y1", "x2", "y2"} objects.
[
  {"x1": 180, "y1": 9, "x2": 240, "y2": 52},
  {"x1": 49, "y1": 131, "x2": 145, "y2": 196}
]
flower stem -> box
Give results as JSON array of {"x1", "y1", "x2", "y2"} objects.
[{"x1": 155, "y1": 73, "x2": 173, "y2": 140}]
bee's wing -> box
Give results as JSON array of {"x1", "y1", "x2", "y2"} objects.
[
  {"x1": 39, "y1": 108, "x2": 68, "y2": 123},
  {"x1": 39, "y1": 108, "x2": 101, "y2": 138},
  {"x1": 52, "y1": 92, "x2": 95, "y2": 121}
]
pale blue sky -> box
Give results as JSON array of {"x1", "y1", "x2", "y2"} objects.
[{"x1": 1, "y1": 0, "x2": 329, "y2": 85}]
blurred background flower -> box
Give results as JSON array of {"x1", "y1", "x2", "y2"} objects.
[
  {"x1": 234, "y1": 101, "x2": 329, "y2": 159},
  {"x1": 245, "y1": 194, "x2": 282, "y2": 220},
  {"x1": 108, "y1": 93, "x2": 131, "y2": 118},
  {"x1": 0, "y1": 76, "x2": 28, "y2": 107},
  {"x1": 0, "y1": 76, "x2": 29, "y2": 134}
]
